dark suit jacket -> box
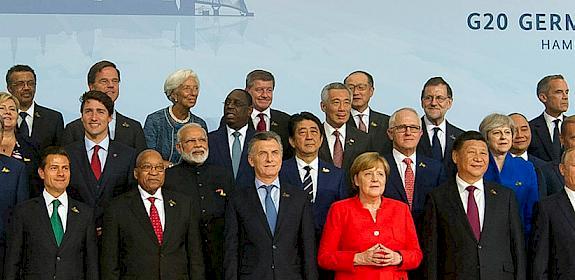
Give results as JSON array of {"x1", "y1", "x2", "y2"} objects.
[
  {"x1": 347, "y1": 109, "x2": 392, "y2": 155},
  {"x1": 101, "y1": 189, "x2": 205, "y2": 280},
  {"x1": 279, "y1": 157, "x2": 347, "y2": 238},
  {"x1": 318, "y1": 124, "x2": 372, "y2": 174},
  {"x1": 528, "y1": 154, "x2": 564, "y2": 198},
  {"x1": 207, "y1": 124, "x2": 255, "y2": 187},
  {"x1": 62, "y1": 112, "x2": 147, "y2": 154},
  {"x1": 383, "y1": 153, "x2": 446, "y2": 228},
  {"x1": 4, "y1": 196, "x2": 98, "y2": 280},
  {"x1": 270, "y1": 109, "x2": 293, "y2": 160},
  {"x1": 65, "y1": 140, "x2": 136, "y2": 227},
  {"x1": 531, "y1": 189, "x2": 575, "y2": 279},
  {"x1": 25, "y1": 103, "x2": 64, "y2": 153},
  {"x1": 0, "y1": 155, "x2": 29, "y2": 245},
  {"x1": 417, "y1": 117, "x2": 464, "y2": 178},
  {"x1": 529, "y1": 113, "x2": 560, "y2": 163},
  {"x1": 224, "y1": 182, "x2": 318, "y2": 280},
  {"x1": 422, "y1": 180, "x2": 526, "y2": 280}
]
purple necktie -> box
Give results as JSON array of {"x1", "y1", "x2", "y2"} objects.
[{"x1": 466, "y1": 185, "x2": 480, "y2": 241}]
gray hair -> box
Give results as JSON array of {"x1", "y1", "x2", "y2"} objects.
[
  {"x1": 388, "y1": 107, "x2": 422, "y2": 128},
  {"x1": 479, "y1": 113, "x2": 516, "y2": 139},
  {"x1": 247, "y1": 131, "x2": 283, "y2": 156},
  {"x1": 163, "y1": 69, "x2": 200, "y2": 103},
  {"x1": 562, "y1": 147, "x2": 575, "y2": 164},
  {"x1": 176, "y1": 123, "x2": 206, "y2": 143},
  {"x1": 320, "y1": 82, "x2": 352, "y2": 103}
]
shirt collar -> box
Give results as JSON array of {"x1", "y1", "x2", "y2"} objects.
[
  {"x1": 543, "y1": 111, "x2": 564, "y2": 125},
  {"x1": 252, "y1": 107, "x2": 271, "y2": 120},
  {"x1": 455, "y1": 174, "x2": 484, "y2": 194},
  {"x1": 392, "y1": 148, "x2": 416, "y2": 164},
  {"x1": 423, "y1": 115, "x2": 446, "y2": 133},
  {"x1": 226, "y1": 124, "x2": 249, "y2": 138},
  {"x1": 21, "y1": 102, "x2": 35, "y2": 117},
  {"x1": 564, "y1": 186, "x2": 575, "y2": 207},
  {"x1": 43, "y1": 189, "x2": 68, "y2": 208},
  {"x1": 138, "y1": 185, "x2": 163, "y2": 201},
  {"x1": 512, "y1": 151, "x2": 529, "y2": 161},
  {"x1": 112, "y1": 110, "x2": 117, "y2": 120},
  {"x1": 323, "y1": 122, "x2": 347, "y2": 139},
  {"x1": 85, "y1": 135, "x2": 110, "y2": 152},
  {"x1": 295, "y1": 156, "x2": 319, "y2": 171},
  {"x1": 255, "y1": 177, "x2": 281, "y2": 189},
  {"x1": 351, "y1": 107, "x2": 370, "y2": 118}
]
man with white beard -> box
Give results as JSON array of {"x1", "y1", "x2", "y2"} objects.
[{"x1": 164, "y1": 123, "x2": 233, "y2": 280}]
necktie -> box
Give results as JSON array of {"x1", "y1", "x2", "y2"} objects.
[
  {"x1": 18, "y1": 112, "x2": 30, "y2": 138},
  {"x1": 51, "y1": 199, "x2": 64, "y2": 246},
  {"x1": 466, "y1": 186, "x2": 481, "y2": 241},
  {"x1": 357, "y1": 114, "x2": 367, "y2": 133},
  {"x1": 261, "y1": 185, "x2": 277, "y2": 235},
  {"x1": 431, "y1": 127, "x2": 443, "y2": 161},
  {"x1": 256, "y1": 113, "x2": 266, "y2": 132},
  {"x1": 302, "y1": 165, "x2": 313, "y2": 202},
  {"x1": 231, "y1": 131, "x2": 241, "y2": 178},
  {"x1": 148, "y1": 197, "x2": 163, "y2": 245},
  {"x1": 91, "y1": 145, "x2": 102, "y2": 180},
  {"x1": 333, "y1": 130, "x2": 344, "y2": 168},
  {"x1": 553, "y1": 119, "x2": 562, "y2": 161},
  {"x1": 403, "y1": 158, "x2": 415, "y2": 208}
]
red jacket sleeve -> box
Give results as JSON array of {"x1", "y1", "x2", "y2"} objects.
[{"x1": 317, "y1": 203, "x2": 357, "y2": 272}]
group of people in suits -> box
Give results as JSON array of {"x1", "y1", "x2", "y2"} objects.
[{"x1": 0, "y1": 59, "x2": 574, "y2": 280}]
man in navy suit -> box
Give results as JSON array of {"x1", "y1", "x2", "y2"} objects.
[
  {"x1": 383, "y1": 107, "x2": 446, "y2": 228},
  {"x1": 65, "y1": 91, "x2": 136, "y2": 232},
  {"x1": 529, "y1": 74, "x2": 569, "y2": 163},
  {"x1": 6, "y1": 65, "x2": 64, "y2": 152},
  {"x1": 224, "y1": 131, "x2": 318, "y2": 280},
  {"x1": 207, "y1": 89, "x2": 255, "y2": 187},
  {"x1": 4, "y1": 147, "x2": 98, "y2": 280},
  {"x1": 417, "y1": 77, "x2": 464, "y2": 178},
  {"x1": 62, "y1": 60, "x2": 147, "y2": 154}
]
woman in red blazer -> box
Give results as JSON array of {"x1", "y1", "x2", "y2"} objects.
[{"x1": 318, "y1": 152, "x2": 422, "y2": 279}]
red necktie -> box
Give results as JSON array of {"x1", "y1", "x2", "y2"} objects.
[
  {"x1": 466, "y1": 186, "x2": 481, "y2": 241},
  {"x1": 148, "y1": 197, "x2": 163, "y2": 245},
  {"x1": 403, "y1": 158, "x2": 415, "y2": 208},
  {"x1": 333, "y1": 130, "x2": 343, "y2": 168},
  {"x1": 257, "y1": 113, "x2": 266, "y2": 132},
  {"x1": 357, "y1": 114, "x2": 367, "y2": 132},
  {"x1": 90, "y1": 145, "x2": 101, "y2": 180}
]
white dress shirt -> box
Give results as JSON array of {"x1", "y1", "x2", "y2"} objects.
[
  {"x1": 392, "y1": 149, "x2": 417, "y2": 187},
  {"x1": 512, "y1": 151, "x2": 529, "y2": 161},
  {"x1": 456, "y1": 175, "x2": 485, "y2": 230},
  {"x1": 255, "y1": 177, "x2": 281, "y2": 213},
  {"x1": 295, "y1": 156, "x2": 319, "y2": 202},
  {"x1": 109, "y1": 110, "x2": 117, "y2": 140},
  {"x1": 43, "y1": 189, "x2": 68, "y2": 232},
  {"x1": 17, "y1": 102, "x2": 35, "y2": 137},
  {"x1": 84, "y1": 136, "x2": 110, "y2": 172},
  {"x1": 423, "y1": 116, "x2": 447, "y2": 156},
  {"x1": 251, "y1": 107, "x2": 271, "y2": 131},
  {"x1": 543, "y1": 111, "x2": 564, "y2": 142},
  {"x1": 351, "y1": 107, "x2": 371, "y2": 133},
  {"x1": 323, "y1": 122, "x2": 347, "y2": 158},
  {"x1": 226, "y1": 124, "x2": 249, "y2": 157},
  {"x1": 138, "y1": 186, "x2": 165, "y2": 230},
  {"x1": 565, "y1": 186, "x2": 575, "y2": 211}
]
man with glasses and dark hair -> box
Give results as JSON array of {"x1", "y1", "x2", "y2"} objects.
[
  {"x1": 384, "y1": 108, "x2": 446, "y2": 229},
  {"x1": 207, "y1": 89, "x2": 256, "y2": 187},
  {"x1": 6, "y1": 64, "x2": 64, "y2": 152},
  {"x1": 344, "y1": 70, "x2": 392, "y2": 155},
  {"x1": 62, "y1": 60, "x2": 147, "y2": 154}
]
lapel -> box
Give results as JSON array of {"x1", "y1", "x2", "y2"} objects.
[
  {"x1": 533, "y1": 114, "x2": 554, "y2": 159},
  {"x1": 368, "y1": 112, "x2": 381, "y2": 131},
  {"x1": 558, "y1": 190, "x2": 575, "y2": 233},
  {"x1": 269, "y1": 110, "x2": 280, "y2": 131},
  {"x1": 318, "y1": 127, "x2": 334, "y2": 164},
  {"x1": 444, "y1": 121, "x2": 458, "y2": 155},
  {"x1": 70, "y1": 142, "x2": 99, "y2": 204},
  {"x1": 97, "y1": 142, "x2": 121, "y2": 198},
  {"x1": 127, "y1": 191, "x2": 159, "y2": 245},
  {"x1": 240, "y1": 127, "x2": 256, "y2": 170},
  {"x1": 274, "y1": 183, "x2": 294, "y2": 240},
  {"x1": 33, "y1": 197, "x2": 59, "y2": 248},
  {"x1": 162, "y1": 191, "x2": 178, "y2": 246},
  {"x1": 285, "y1": 158, "x2": 303, "y2": 186},
  {"x1": 414, "y1": 155, "x2": 429, "y2": 198},
  {"x1": 445, "y1": 181, "x2": 479, "y2": 242},
  {"x1": 31, "y1": 103, "x2": 42, "y2": 138},
  {"x1": 419, "y1": 118, "x2": 432, "y2": 153},
  {"x1": 317, "y1": 160, "x2": 332, "y2": 190},
  {"x1": 481, "y1": 182, "x2": 501, "y2": 242},
  {"x1": 344, "y1": 125, "x2": 358, "y2": 156},
  {"x1": 216, "y1": 125, "x2": 233, "y2": 169},
  {"x1": 246, "y1": 186, "x2": 274, "y2": 239},
  {"x1": 60, "y1": 200, "x2": 81, "y2": 247},
  {"x1": 385, "y1": 154, "x2": 408, "y2": 202},
  {"x1": 114, "y1": 112, "x2": 129, "y2": 141}
]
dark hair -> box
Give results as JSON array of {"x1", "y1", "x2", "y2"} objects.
[
  {"x1": 245, "y1": 69, "x2": 275, "y2": 89},
  {"x1": 6, "y1": 65, "x2": 36, "y2": 85},
  {"x1": 508, "y1": 112, "x2": 528, "y2": 121},
  {"x1": 87, "y1": 60, "x2": 120, "y2": 85},
  {"x1": 288, "y1": 112, "x2": 324, "y2": 139},
  {"x1": 227, "y1": 88, "x2": 253, "y2": 106},
  {"x1": 452, "y1": 131, "x2": 486, "y2": 152},
  {"x1": 537, "y1": 74, "x2": 564, "y2": 96},
  {"x1": 80, "y1": 90, "x2": 114, "y2": 116},
  {"x1": 344, "y1": 70, "x2": 374, "y2": 87},
  {"x1": 40, "y1": 146, "x2": 70, "y2": 169},
  {"x1": 421, "y1": 76, "x2": 453, "y2": 99},
  {"x1": 247, "y1": 131, "x2": 283, "y2": 156}
]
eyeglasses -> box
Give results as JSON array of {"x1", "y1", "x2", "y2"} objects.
[
  {"x1": 138, "y1": 164, "x2": 166, "y2": 173},
  {"x1": 223, "y1": 100, "x2": 248, "y2": 107},
  {"x1": 392, "y1": 125, "x2": 421, "y2": 133},
  {"x1": 422, "y1": 95, "x2": 450, "y2": 103},
  {"x1": 346, "y1": 83, "x2": 370, "y2": 92},
  {"x1": 11, "y1": 80, "x2": 36, "y2": 88}
]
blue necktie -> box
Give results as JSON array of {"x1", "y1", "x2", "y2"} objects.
[
  {"x1": 261, "y1": 185, "x2": 277, "y2": 235},
  {"x1": 431, "y1": 127, "x2": 443, "y2": 161},
  {"x1": 231, "y1": 131, "x2": 241, "y2": 178},
  {"x1": 19, "y1": 112, "x2": 30, "y2": 138}
]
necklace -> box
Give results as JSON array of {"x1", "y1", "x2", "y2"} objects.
[{"x1": 169, "y1": 106, "x2": 191, "y2": 124}]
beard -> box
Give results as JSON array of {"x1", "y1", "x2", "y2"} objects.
[{"x1": 181, "y1": 147, "x2": 209, "y2": 165}]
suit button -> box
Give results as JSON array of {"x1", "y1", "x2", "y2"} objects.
[
  {"x1": 478, "y1": 245, "x2": 482, "y2": 249},
  {"x1": 198, "y1": 183, "x2": 203, "y2": 187},
  {"x1": 200, "y1": 196, "x2": 205, "y2": 200},
  {"x1": 271, "y1": 265, "x2": 275, "y2": 269},
  {"x1": 56, "y1": 256, "x2": 61, "y2": 261},
  {"x1": 196, "y1": 171, "x2": 200, "y2": 175},
  {"x1": 202, "y1": 209, "x2": 206, "y2": 213},
  {"x1": 272, "y1": 245, "x2": 277, "y2": 249},
  {"x1": 204, "y1": 223, "x2": 208, "y2": 228}
]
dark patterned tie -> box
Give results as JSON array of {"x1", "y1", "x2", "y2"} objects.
[
  {"x1": 357, "y1": 114, "x2": 367, "y2": 133},
  {"x1": 257, "y1": 113, "x2": 266, "y2": 132},
  {"x1": 466, "y1": 185, "x2": 481, "y2": 241},
  {"x1": 431, "y1": 127, "x2": 443, "y2": 161},
  {"x1": 333, "y1": 130, "x2": 343, "y2": 168},
  {"x1": 403, "y1": 158, "x2": 415, "y2": 208},
  {"x1": 553, "y1": 119, "x2": 562, "y2": 161},
  {"x1": 18, "y1": 112, "x2": 30, "y2": 138},
  {"x1": 302, "y1": 165, "x2": 313, "y2": 202},
  {"x1": 148, "y1": 197, "x2": 163, "y2": 245}
]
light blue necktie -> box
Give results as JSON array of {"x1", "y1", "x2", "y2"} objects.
[
  {"x1": 231, "y1": 131, "x2": 241, "y2": 178},
  {"x1": 261, "y1": 185, "x2": 277, "y2": 235}
]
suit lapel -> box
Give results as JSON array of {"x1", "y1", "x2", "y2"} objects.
[
  {"x1": 31, "y1": 103, "x2": 42, "y2": 139},
  {"x1": 128, "y1": 191, "x2": 159, "y2": 244},
  {"x1": 274, "y1": 185, "x2": 293, "y2": 239},
  {"x1": 419, "y1": 118, "x2": 432, "y2": 154},
  {"x1": 534, "y1": 115, "x2": 554, "y2": 159},
  {"x1": 60, "y1": 200, "x2": 81, "y2": 247},
  {"x1": 481, "y1": 183, "x2": 501, "y2": 242},
  {"x1": 70, "y1": 143, "x2": 98, "y2": 204},
  {"x1": 162, "y1": 191, "x2": 177, "y2": 245},
  {"x1": 97, "y1": 142, "x2": 121, "y2": 198},
  {"x1": 446, "y1": 182, "x2": 478, "y2": 241},
  {"x1": 558, "y1": 190, "x2": 575, "y2": 232},
  {"x1": 217, "y1": 126, "x2": 233, "y2": 170},
  {"x1": 33, "y1": 197, "x2": 59, "y2": 248},
  {"x1": 444, "y1": 122, "x2": 457, "y2": 155},
  {"x1": 114, "y1": 112, "x2": 129, "y2": 142},
  {"x1": 318, "y1": 127, "x2": 334, "y2": 164},
  {"x1": 385, "y1": 154, "x2": 408, "y2": 202}
]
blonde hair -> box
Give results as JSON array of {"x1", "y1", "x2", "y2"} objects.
[{"x1": 349, "y1": 152, "x2": 390, "y2": 189}]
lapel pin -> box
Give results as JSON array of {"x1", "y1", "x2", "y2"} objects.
[
  {"x1": 71, "y1": 206, "x2": 80, "y2": 213},
  {"x1": 34, "y1": 112, "x2": 40, "y2": 118},
  {"x1": 23, "y1": 158, "x2": 31, "y2": 162},
  {"x1": 321, "y1": 167, "x2": 330, "y2": 173},
  {"x1": 419, "y1": 162, "x2": 426, "y2": 168},
  {"x1": 1, "y1": 167, "x2": 10, "y2": 173},
  {"x1": 515, "y1": 181, "x2": 523, "y2": 187},
  {"x1": 450, "y1": 134, "x2": 456, "y2": 140},
  {"x1": 168, "y1": 199, "x2": 176, "y2": 207},
  {"x1": 370, "y1": 121, "x2": 378, "y2": 127},
  {"x1": 347, "y1": 138, "x2": 355, "y2": 146},
  {"x1": 122, "y1": 122, "x2": 130, "y2": 128},
  {"x1": 271, "y1": 121, "x2": 279, "y2": 127},
  {"x1": 490, "y1": 189, "x2": 497, "y2": 195},
  {"x1": 215, "y1": 189, "x2": 227, "y2": 197},
  {"x1": 113, "y1": 153, "x2": 118, "y2": 158},
  {"x1": 282, "y1": 192, "x2": 290, "y2": 198}
]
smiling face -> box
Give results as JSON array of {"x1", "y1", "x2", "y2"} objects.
[
  {"x1": 0, "y1": 98, "x2": 18, "y2": 130},
  {"x1": 321, "y1": 88, "x2": 351, "y2": 128},
  {"x1": 81, "y1": 99, "x2": 112, "y2": 143},
  {"x1": 247, "y1": 80, "x2": 274, "y2": 112},
  {"x1": 134, "y1": 151, "x2": 165, "y2": 195},
  {"x1": 421, "y1": 84, "x2": 452, "y2": 125},
  {"x1": 39, "y1": 154, "x2": 70, "y2": 197},
  {"x1": 248, "y1": 138, "x2": 282, "y2": 184},
  {"x1": 354, "y1": 163, "x2": 387, "y2": 199},
  {"x1": 172, "y1": 77, "x2": 200, "y2": 109},
  {"x1": 486, "y1": 125, "x2": 513, "y2": 156},
  {"x1": 453, "y1": 140, "x2": 489, "y2": 183},
  {"x1": 510, "y1": 114, "x2": 531, "y2": 155},
  {"x1": 177, "y1": 125, "x2": 209, "y2": 164}
]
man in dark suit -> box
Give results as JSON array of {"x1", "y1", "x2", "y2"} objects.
[
  {"x1": 207, "y1": 89, "x2": 255, "y2": 187},
  {"x1": 101, "y1": 149, "x2": 205, "y2": 279},
  {"x1": 344, "y1": 70, "x2": 392, "y2": 155},
  {"x1": 6, "y1": 64, "x2": 64, "y2": 152},
  {"x1": 383, "y1": 107, "x2": 446, "y2": 228},
  {"x1": 224, "y1": 131, "x2": 318, "y2": 280},
  {"x1": 531, "y1": 147, "x2": 575, "y2": 279},
  {"x1": 422, "y1": 131, "x2": 526, "y2": 280},
  {"x1": 164, "y1": 123, "x2": 233, "y2": 280},
  {"x1": 62, "y1": 60, "x2": 147, "y2": 154},
  {"x1": 417, "y1": 77, "x2": 464, "y2": 178},
  {"x1": 318, "y1": 82, "x2": 372, "y2": 174},
  {"x1": 4, "y1": 147, "x2": 98, "y2": 280},
  {"x1": 64, "y1": 91, "x2": 136, "y2": 231},
  {"x1": 245, "y1": 69, "x2": 292, "y2": 159},
  {"x1": 529, "y1": 74, "x2": 569, "y2": 163},
  {"x1": 509, "y1": 113, "x2": 563, "y2": 197}
]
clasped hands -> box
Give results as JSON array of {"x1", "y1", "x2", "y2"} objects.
[{"x1": 353, "y1": 244, "x2": 402, "y2": 267}]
